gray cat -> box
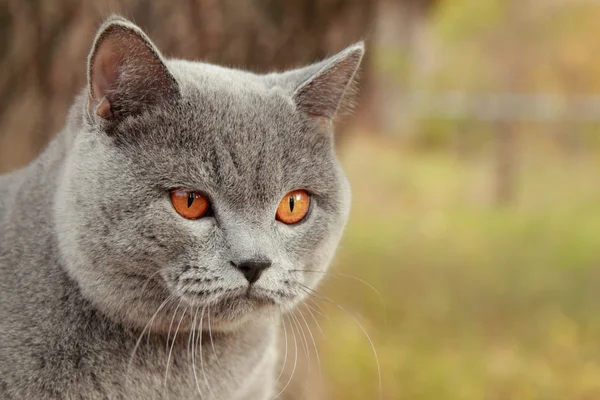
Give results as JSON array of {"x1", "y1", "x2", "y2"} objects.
[{"x1": 0, "y1": 16, "x2": 363, "y2": 400}]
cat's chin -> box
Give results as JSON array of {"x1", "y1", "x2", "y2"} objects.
[{"x1": 172, "y1": 286, "x2": 284, "y2": 332}]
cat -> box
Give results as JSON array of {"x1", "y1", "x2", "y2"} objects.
[{"x1": 0, "y1": 15, "x2": 363, "y2": 400}]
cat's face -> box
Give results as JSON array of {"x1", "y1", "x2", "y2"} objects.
[{"x1": 55, "y1": 17, "x2": 363, "y2": 332}]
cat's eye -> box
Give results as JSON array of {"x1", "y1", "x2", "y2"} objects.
[
  {"x1": 276, "y1": 190, "x2": 311, "y2": 225},
  {"x1": 170, "y1": 190, "x2": 211, "y2": 219}
]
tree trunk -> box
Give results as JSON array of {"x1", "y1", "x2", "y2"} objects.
[
  {"x1": 494, "y1": 122, "x2": 518, "y2": 206},
  {"x1": 0, "y1": 0, "x2": 376, "y2": 172}
]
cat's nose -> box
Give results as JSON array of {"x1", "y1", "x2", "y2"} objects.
[{"x1": 231, "y1": 259, "x2": 272, "y2": 284}]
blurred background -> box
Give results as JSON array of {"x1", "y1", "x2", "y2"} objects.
[{"x1": 2, "y1": 0, "x2": 600, "y2": 399}]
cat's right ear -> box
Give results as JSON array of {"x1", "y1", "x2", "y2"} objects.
[
  {"x1": 265, "y1": 43, "x2": 365, "y2": 129},
  {"x1": 86, "y1": 16, "x2": 179, "y2": 125}
]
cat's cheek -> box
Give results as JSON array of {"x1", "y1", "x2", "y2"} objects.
[
  {"x1": 272, "y1": 217, "x2": 319, "y2": 280},
  {"x1": 183, "y1": 218, "x2": 219, "y2": 244}
]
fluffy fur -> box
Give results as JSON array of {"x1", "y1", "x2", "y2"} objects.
[{"x1": 0, "y1": 16, "x2": 363, "y2": 399}]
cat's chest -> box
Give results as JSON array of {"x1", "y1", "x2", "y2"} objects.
[
  {"x1": 1, "y1": 286, "x2": 278, "y2": 400},
  {"x1": 115, "y1": 338, "x2": 221, "y2": 399},
  {"x1": 21, "y1": 325, "x2": 275, "y2": 400},
  {"x1": 83, "y1": 334, "x2": 267, "y2": 400},
  {"x1": 115, "y1": 349, "x2": 230, "y2": 400}
]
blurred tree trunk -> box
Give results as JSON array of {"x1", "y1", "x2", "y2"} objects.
[
  {"x1": 366, "y1": 0, "x2": 439, "y2": 136},
  {"x1": 487, "y1": 2, "x2": 523, "y2": 206},
  {"x1": 494, "y1": 122, "x2": 518, "y2": 206},
  {"x1": 0, "y1": 0, "x2": 376, "y2": 173}
]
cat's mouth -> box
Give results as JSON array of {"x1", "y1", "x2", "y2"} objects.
[
  {"x1": 171, "y1": 285, "x2": 280, "y2": 329},
  {"x1": 231, "y1": 288, "x2": 277, "y2": 307},
  {"x1": 221, "y1": 285, "x2": 278, "y2": 307},
  {"x1": 179, "y1": 285, "x2": 279, "y2": 312}
]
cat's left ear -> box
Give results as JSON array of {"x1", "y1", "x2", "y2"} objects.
[
  {"x1": 86, "y1": 16, "x2": 179, "y2": 124},
  {"x1": 274, "y1": 43, "x2": 365, "y2": 123}
]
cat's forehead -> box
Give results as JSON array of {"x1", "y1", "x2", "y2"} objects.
[
  {"x1": 114, "y1": 66, "x2": 334, "y2": 198},
  {"x1": 168, "y1": 59, "x2": 269, "y2": 92},
  {"x1": 167, "y1": 60, "x2": 301, "y2": 140}
]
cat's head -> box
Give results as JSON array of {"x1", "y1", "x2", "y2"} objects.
[{"x1": 55, "y1": 16, "x2": 363, "y2": 332}]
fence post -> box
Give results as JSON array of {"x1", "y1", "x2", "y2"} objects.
[{"x1": 494, "y1": 121, "x2": 517, "y2": 206}]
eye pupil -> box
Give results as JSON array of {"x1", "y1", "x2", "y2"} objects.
[
  {"x1": 171, "y1": 190, "x2": 210, "y2": 220},
  {"x1": 276, "y1": 190, "x2": 309, "y2": 225}
]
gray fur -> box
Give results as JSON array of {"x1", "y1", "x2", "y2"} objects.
[{"x1": 0, "y1": 16, "x2": 363, "y2": 400}]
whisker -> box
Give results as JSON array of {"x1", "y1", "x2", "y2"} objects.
[
  {"x1": 207, "y1": 305, "x2": 225, "y2": 372},
  {"x1": 297, "y1": 306, "x2": 322, "y2": 379},
  {"x1": 274, "y1": 308, "x2": 289, "y2": 388},
  {"x1": 299, "y1": 284, "x2": 383, "y2": 400},
  {"x1": 292, "y1": 269, "x2": 387, "y2": 325},
  {"x1": 302, "y1": 302, "x2": 326, "y2": 339},
  {"x1": 126, "y1": 294, "x2": 173, "y2": 382},
  {"x1": 191, "y1": 307, "x2": 204, "y2": 399},
  {"x1": 165, "y1": 298, "x2": 184, "y2": 354},
  {"x1": 198, "y1": 308, "x2": 216, "y2": 399},
  {"x1": 305, "y1": 296, "x2": 330, "y2": 322},
  {"x1": 163, "y1": 307, "x2": 187, "y2": 397},
  {"x1": 302, "y1": 301, "x2": 328, "y2": 321},
  {"x1": 271, "y1": 314, "x2": 298, "y2": 400},
  {"x1": 290, "y1": 310, "x2": 310, "y2": 369}
]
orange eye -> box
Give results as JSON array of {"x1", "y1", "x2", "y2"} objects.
[
  {"x1": 170, "y1": 190, "x2": 211, "y2": 219},
  {"x1": 276, "y1": 190, "x2": 310, "y2": 224}
]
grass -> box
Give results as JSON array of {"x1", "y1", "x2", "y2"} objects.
[{"x1": 314, "y1": 135, "x2": 600, "y2": 400}]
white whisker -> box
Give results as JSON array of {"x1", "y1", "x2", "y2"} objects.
[
  {"x1": 305, "y1": 296, "x2": 330, "y2": 322},
  {"x1": 207, "y1": 305, "x2": 225, "y2": 372},
  {"x1": 302, "y1": 301, "x2": 328, "y2": 321},
  {"x1": 198, "y1": 308, "x2": 216, "y2": 399},
  {"x1": 274, "y1": 308, "x2": 289, "y2": 388},
  {"x1": 191, "y1": 307, "x2": 204, "y2": 399},
  {"x1": 302, "y1": 302, "x2": 326, "y2": 339},
  {"x1": 290, "y1": 311, "x2": 310, "y2": 375},
  {"x1": 271, "y1": 314, "x2": 298, "y2": 400},
  {"x1": 163, "y1": 307, "x2": 187, "y2": 398},
  {"x1": 299, "y1": 284, "x2": 383, "y2": 400},
  {"x1": 292, "y1": 269, "x2": 387, "y2": 325},
  {"x1": 165, "y1": 298, "x2": 184, "y2": 354},
  {"x1": 126, "y1": 294, "x2": 173, "y2": 381},
  {"x1": 298, "y1": 307, "x2": 322, "y2": 378}
]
